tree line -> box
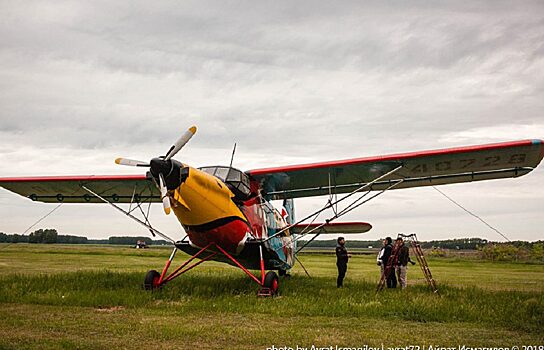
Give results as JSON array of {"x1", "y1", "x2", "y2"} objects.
[
  {"x1": 0, "y1": 229, "x2": 169, "y2": 245},
  {"x1": 305, "y1": 237, "x2": 492, "y2": 250},
  {"x1": 0, "y1": 229, "x2": 541, "y2": 250}
]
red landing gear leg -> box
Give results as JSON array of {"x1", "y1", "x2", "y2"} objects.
[
  {"x1": 159, "y1": 247, "x2": 177, "y2": 284},
  {"x1": 212, "y1": 244, "x2": 278, "y2": 297},
  {"x1": 211, "y1": 244, "x2": 278, "y2": 296},
  {"x1": 144, "y1": 243, "x2": 217, "y2": 290},
  {"x1": 144, "y1": 242, "x2": 279, "y2": 296},
  {"x1": 256, "y1": 245, "x2": 279, "y2": 297}
]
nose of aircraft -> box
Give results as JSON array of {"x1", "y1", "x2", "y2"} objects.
[
  {"x1": 149, "y1": 158, "x2": 188, "y2": 190},
  {"x1": 114, "y1": 125, "x2": 197, "y2": 215},
  {"x1": 149, "y1": 157, "x2": 172, "y2": 178}
]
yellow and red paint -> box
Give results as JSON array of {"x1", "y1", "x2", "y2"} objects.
[
  {"x1": 166, "y1": 164, "x2": 295, "y2": 270},
  {"x1": 168, "y1": 166, "x2": 248, "y2": 254}
]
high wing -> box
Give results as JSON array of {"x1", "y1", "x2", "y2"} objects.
[
  {"x1": 247, "y1": 139, "x2": 544, "y2": 200},
  {"x1": 0, "y1": 174, "x2": 160, "y2": 203}
]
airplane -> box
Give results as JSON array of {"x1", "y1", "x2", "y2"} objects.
[{"x1": 0, "y1": 126, "x2": 542, "y2": 296}]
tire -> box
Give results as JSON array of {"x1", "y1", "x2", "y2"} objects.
[
  {"x1": 263, "y1": 271, "x2": 279, "y2": 295},
  {"x1": 144, "y1": 270, "x2": 160, "y2": 290}
]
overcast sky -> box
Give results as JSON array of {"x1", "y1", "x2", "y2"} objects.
[{"x1": 0, "y1": 1, "x2": 543, "y2": 242}]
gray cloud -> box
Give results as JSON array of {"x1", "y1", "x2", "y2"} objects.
[{"x1": 0, "y1": 1, "x2": 543, "y2": 240}]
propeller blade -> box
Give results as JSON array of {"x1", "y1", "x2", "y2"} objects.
[
  {"x1": 159, "y1": 173, "x2": 171, "y2": 215},
  {"x1": 164, "y1": 125, "x2": 197, "y2": 161},
  {"x1": 115, "y1": 158, "x2": 150, "y2": 167}
]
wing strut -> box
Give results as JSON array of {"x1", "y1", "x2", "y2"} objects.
[
  {"x1": 81, "y1": 185, "x2": 176, "y2": 244},
  {"x1": 295, "y1": 256, "x2": 311, "y2": 277},
  {"x1": 265, "y1": 164, "x2": 404, "y2": 243},
  {"x1": 293, "y1": 179, "x2": 404, "y2": 254}
]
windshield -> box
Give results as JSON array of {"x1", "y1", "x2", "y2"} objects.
[{"x1": 199, "y1": 166, "x2": 252, "y2": 200}]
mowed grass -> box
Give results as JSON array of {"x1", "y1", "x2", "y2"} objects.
[{"x1": 0, "y1": 243, "x2": 543, "y2": 349}]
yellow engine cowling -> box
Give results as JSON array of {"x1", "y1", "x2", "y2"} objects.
[{"x1": 170, "y1": 166, "x2": 246, "y2": 227}]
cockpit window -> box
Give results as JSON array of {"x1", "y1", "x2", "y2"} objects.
[
  {"x1": 198, "y1": 166, "x2": 252, "y2": 201},
  {"x1": 214, "y1": 167, "x2": 230, "y2": 181},
  {"x1": 226, "y1": 170, "x2": 241, "y2": 182}
]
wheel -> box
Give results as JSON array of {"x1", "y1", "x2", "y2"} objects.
[
  {"x1": 263, "y1": 271, "x2": 279, "y2": 295},
  {"x1": 144, "y1": 270, "x2": 161, "y2": 290}
]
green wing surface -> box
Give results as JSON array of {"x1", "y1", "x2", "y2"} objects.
[
  {"x1": 247, "y1": 140, "x2": 544, "y2": 200},
  {"x1": 0, "y1": 174, "x2": 160, "y2": 203}
]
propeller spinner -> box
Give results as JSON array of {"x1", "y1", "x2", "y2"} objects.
[{"x1": 115, "y1": 125, "x2": 197, "y2": 215}]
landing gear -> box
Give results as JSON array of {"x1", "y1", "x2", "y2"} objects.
[
  {"x1": 146, "y1": 242, "x2": 280, "y2": 296},
  {"x1": 144, "y1": 270, "x2": 160, "y2": 290},
  {"x1": 258, "y1": 271, "x2": 279, "y2": 296}
]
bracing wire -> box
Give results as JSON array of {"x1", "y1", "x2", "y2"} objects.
[
  {"x1": 22, "y1": 203, "x2": 63, "y2": 234},
  {"x1": 0, "y1": 203, "x2": 63, "y2": 251},
  {"x1": 20, "y1": 184, "x2": 87, "y2": 236},
  {"x1": 432, "y1": 186, "x2": 511, "y2": 242}
]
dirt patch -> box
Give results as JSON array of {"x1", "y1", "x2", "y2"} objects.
[{"x1": 95, "y1": 306, "x2": 125, "y2": 313}]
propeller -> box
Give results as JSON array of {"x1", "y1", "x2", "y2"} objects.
[
  {"x1": 159, "y1": 173, "x2": 171, "y2": 215},
  {"x1": 164, "y1": 126, "x2": 197, "y2": 161},
  {"x1": 114, "y1": 125, "x2": 197, "y2": 215},
  {"x1": 114, "y1": 158, "x2": 149, "y2": 167}
]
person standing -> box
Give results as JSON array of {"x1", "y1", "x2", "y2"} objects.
[
  {"x1": 377, "y1": 239, "x2": 385, "y2": 276},
  {"x1": 335, "y1": 237, "x2": 351, "y2": 288},
  {"x1": 380, "y1": 236, "x2": 397, "y2": 288},
  {"x1": 396, "y1": 237, "x2": 414, "y2": 289}
]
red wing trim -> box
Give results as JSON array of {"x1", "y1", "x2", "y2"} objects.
[
  {"x1": 0, "y1": 174, "x2": 147, "y2": 183},
  {"x1": 248, "y1": 139, "x2": 543, "y2": 175}
]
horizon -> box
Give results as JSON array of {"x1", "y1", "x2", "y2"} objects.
[{"x1": 2, "y1": 230, "x2": 542, "y2": 244}]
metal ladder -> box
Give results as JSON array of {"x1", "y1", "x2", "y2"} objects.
[
  {"x1": 403, "y1": 233, "x2": 439, "y2": 293},
  {"x1": 376, "y1": 240, "x2": 401, "y2": 292}
]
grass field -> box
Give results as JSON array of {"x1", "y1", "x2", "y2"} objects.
[{"x1": 0, "y1": 243, "x2": 542, "y2": 349}]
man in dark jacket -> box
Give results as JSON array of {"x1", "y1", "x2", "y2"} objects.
[
  {"x1": 380, "y1": 236, "x2": 397, "y2": 288},
  {"x1": 336, "y1": 237, "x2": 351, "y2": 288}
]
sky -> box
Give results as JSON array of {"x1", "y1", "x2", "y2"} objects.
[{"x1": 0, "y1": 1, "x2": 543, "y2": 242}]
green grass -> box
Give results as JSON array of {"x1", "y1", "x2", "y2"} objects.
[{"x1": 0, "y1": 243, "x2": 543, "y2": 349}]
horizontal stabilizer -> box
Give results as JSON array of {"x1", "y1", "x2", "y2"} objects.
[{"x1": 290, "y1": 222, "x2": 372, "y2": 235}]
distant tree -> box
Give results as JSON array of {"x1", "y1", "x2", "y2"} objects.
[
  {"x1": 531, "y1": 243, "x2": 544, "y2": 262},
  {"x1": 420, "y1": 238, "x2": 488, "y2": 250},
  {"x1": 28, "y1": 229, "x2": 58, "y2": 243},
  {"x1": 28, "y1": 229, "x2": 43, "y2": 243},
  {"x1": 42, "y1": 229, "x2": 58, "y2": 244},
  {"x1": 10, "y1": 234, "x2": 28, "y2": 243}
]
